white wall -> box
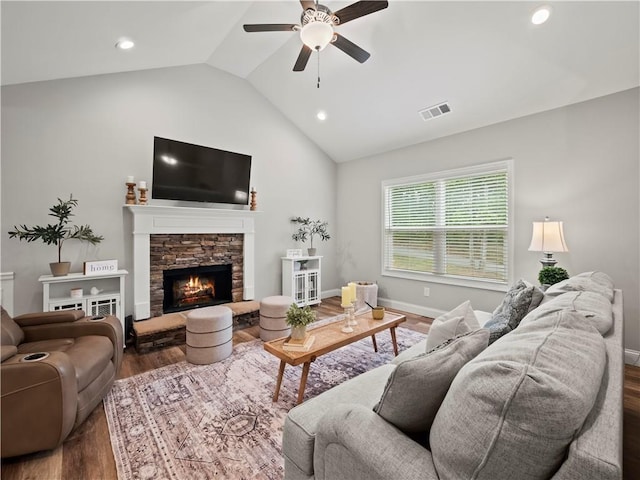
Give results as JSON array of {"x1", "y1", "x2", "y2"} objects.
[
  {"x1": 1, "y1": 64, "x2": 338, "y2": 317},
  {"x1": 337, "y1": 88, "x2": 640, "y2": 351}
]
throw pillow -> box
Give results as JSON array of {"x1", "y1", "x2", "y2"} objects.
[
  {"x1": 484, "y1": 279, "x2": 544, "y2": 343},
  {"x1": 520, "y1": 290, "x2": 613, "y2": 335},
  {"x1": 425, "y1": 315, "x2": 470, "y2": 351},
  {"x1": 374, "y1": 328, "x2": 489, "y2": 434},
  {"x1": 545, "y1": 271, "x2": 614, "y2": 302},
  {"x1": 425, "y1": 300, "x2": 480, "y2": 351},
  {"x1": 430, "y1": 310, "x2": 606, "y2": 480}
]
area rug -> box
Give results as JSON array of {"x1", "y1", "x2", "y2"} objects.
[{"x1": 104, "y1": 326, "x2": 424, "y2": 480}]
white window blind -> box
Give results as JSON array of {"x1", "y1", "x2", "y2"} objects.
[{"x1": 383, "y1": 162, "x2": 511, "y2": 285}]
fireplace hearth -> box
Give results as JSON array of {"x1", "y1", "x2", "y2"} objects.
[{"x1": 163, "y1": 265, "x2": 232, "y2": 314}]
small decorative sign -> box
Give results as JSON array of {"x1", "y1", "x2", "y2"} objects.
[
  {"x1": 84, "y1": 259, "x2": 118, "y2": 276},
  {"x1": 286, "y1": 249, "x2": 303, "y2": 258}
]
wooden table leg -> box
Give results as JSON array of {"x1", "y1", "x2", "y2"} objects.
[
  {"x1": 297, "y1": 362, "x2": 311, "y2": 405},
  {"x1": 390, "y1": 327, "x2": 399, "y2": 356},
  {"x1": 273, "y1": 360, "x2": 286, "y2": 402},
  {"x1": 371, "y1": 334, "x2": 378, "y2": 352}
]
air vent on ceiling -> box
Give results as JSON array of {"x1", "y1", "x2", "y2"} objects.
[{"x1": 419, "y1": 102, "x2": 451, "y2": 121}]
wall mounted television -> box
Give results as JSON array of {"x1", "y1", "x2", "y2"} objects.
[{"x1": 152, "y1": 136, "x2": 252, "y2": 206}]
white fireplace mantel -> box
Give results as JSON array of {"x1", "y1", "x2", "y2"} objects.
[{"x1": 125, "y1": 205, "x2": 257, "y2": 320}]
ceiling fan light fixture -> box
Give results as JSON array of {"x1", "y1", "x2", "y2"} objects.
[{"x1": 300, "y1": 21, "x2": 334, "y2": 51}]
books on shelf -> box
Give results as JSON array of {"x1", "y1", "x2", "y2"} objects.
[{"x1": 283, "y1": 334, "x2": 315, "y2": 352}]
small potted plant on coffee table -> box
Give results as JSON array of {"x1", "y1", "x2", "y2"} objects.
[{"x1": 285, "y1": 303, "x2": 316, "y2": 340}]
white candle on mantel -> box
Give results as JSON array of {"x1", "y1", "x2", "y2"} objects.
[
  {"x1": 341, "y1": 286, "x2": 352, "y2": 306},
  {"x1": 127, "y1": 176, "x2": 134, "y2": 184},
  {"x1": 139, "y1": 181, "x2": 147, "y2": 189}
]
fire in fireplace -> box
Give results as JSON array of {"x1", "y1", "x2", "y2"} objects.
[{"x1": 163, "y1": 264, "x2": 232, "y2": 314}]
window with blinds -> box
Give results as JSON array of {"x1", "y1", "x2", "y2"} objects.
[{"x1": 382, "y1": 161, "x2": 512, "y2": 285}]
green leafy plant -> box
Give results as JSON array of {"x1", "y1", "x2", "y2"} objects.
[
  {"x1": 291, "y1": 217, "x2": 330, "y2": 249},
  {"x1": 8, "y1": 195, "x2": 103, "y2": 262},
  {"x1": 285, "y1": 303, "x2": 316, "y2": 327},
  {"x1": 538, "y1": 266, "x2": 569, "y2": 286}
]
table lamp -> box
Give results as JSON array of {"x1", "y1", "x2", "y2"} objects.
[{"x1": 528, "y1": 216, "x2": 568, "y2": 267}]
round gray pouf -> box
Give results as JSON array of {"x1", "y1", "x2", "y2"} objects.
[
  {"x1": 186, "y1": 305, "x2": 233, "y2": 364},
  {"x1": 260, "y1": 295, "x2": 294, "y2": 342}
]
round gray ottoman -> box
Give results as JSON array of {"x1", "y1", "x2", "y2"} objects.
[
  {"x1": 186, "y1": 305, "x2": 233, "y2": 364},
  {"x1": 260, "y1": 295, "x2": 294, "y2": 342}
]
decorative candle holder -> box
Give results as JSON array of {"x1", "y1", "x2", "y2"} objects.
[
  {"x1": 348, "y1": 301, "x2": 358, "y2": 326},
  {"x1": 250, "y1": 188, "x2": 257, "y2": 211},
  {"x1": 341, "y1": 303, "x2": 354, "y2": 333},
  {"x1": 138, "y1": 187, "x2": 148, "y2": 205},
  {"x1": 125, "y1": 182, "x2": 137, "y2": 205}
]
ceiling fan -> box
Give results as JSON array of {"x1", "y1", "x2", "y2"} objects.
[{"x1": 243, "y1": 0, "x2": 389, "y2": 72}]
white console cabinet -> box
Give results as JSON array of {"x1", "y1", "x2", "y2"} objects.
[
  {"x1": 38, "y1": 270, "x2": 128, "y2": 341},
  {"x1": 282, "y1": 256, "x2": 321, "y2": 306}
]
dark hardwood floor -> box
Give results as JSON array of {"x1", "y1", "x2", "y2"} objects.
[
  {"x1": 2, "y1": 297, "x2": 639, "y2": 479},
  {"x1": 624, "y1": 362, "x2": 640, "y2": 477}
]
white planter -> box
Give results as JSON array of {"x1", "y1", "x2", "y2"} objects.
[{"x1": 290, "y1": 325, "x2": 307, "y2": 340}]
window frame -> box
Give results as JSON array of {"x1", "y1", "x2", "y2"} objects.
[{"x1": 380, "y1": 159, "x2": 514, "y2": 292}]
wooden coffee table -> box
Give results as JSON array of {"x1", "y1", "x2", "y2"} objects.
[{"x1": 264, "y1": 310, "x2": 406, "y2": 404}]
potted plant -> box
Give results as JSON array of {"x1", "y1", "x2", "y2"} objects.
[
  {"x1": 291, "y1": 216, "x2": 331, "y2": 256},
  {"x1": 285, "y1": 303, "x2": 316, "y2": 340},
  {"x1": 538, "y1": 266, "x2": 569, "y2": 290},
  {"x1": 8, "y1": 195, "x2": 104, "y2": 276}
]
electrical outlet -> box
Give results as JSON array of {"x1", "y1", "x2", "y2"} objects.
[{"x1": 423, "y1": 287, "x2": 430, "y2": 297}]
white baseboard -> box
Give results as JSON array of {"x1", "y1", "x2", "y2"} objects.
[
  {"x1": 377, "y1": 297, "x2": 445, "y2": 319},
  {"x1": 320, "y1": 291, "x2": 443, "y2": 318},
  {"x1": 625, "y1": 349, "x2": 640, "y2": 366},
  {"x1": 321, "y1": 289, "x2": 341, "y2": 300}
]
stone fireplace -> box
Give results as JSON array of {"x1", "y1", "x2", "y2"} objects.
[
  {"x1": 161, "y1": 264, "x2": 233, "y2": 314},
  {"x1": 126, "y1": 205, "x2": 256, "y2": 320},
  {"x1": 149, "y1": 234, "x2": 242, "y2": 317}
]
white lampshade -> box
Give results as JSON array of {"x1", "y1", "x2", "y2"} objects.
[
  {"x1": 528, "y1": 220, "x2": 569, "y2": 253},
  {"x1": 300, "y1": 22, "x2": 334, "y2": 51}
]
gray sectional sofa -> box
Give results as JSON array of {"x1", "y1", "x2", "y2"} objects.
[{"x1": 283, "y1": 272, "x2": 624, "y2": 480}]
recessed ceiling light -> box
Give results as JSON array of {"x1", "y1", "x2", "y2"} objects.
[
  {"x1": 531, "y1": 5, "x2": 552, "y2": 25},
  {"x1": 115, "y1": 38, "x2": 135, "y2": 50},
  {"x1": 316, "y1": 111, "x2": 327, "y2": 121}
]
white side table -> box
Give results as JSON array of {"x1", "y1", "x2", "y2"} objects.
[{"x1": 38, "y1": 270, "x2": 128, "y2": 345}]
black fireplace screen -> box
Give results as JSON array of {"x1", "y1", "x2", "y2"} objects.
[{"x1": 162, "y1": 264, "x2": 232, "y2": 314}]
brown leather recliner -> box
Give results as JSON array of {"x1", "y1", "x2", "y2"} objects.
[{"x1": 1, "y1": 307, "x2": 123, "y2": 458}]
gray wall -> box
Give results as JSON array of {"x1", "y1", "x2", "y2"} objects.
[
  {"x1": 336, "y1": 88, "x2": 640, "y2": 351},
  {"x1": 3, "y1": 65, "x2": 638, "y2": 351},
  {"x1": 1, "y1": 64, "x2": 338, "y2": 316}
]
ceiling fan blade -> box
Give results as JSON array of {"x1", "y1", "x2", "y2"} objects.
[
  {"x1": 300, "y1": 0, "x2": 315, "y2": 10},
  {"x1": 243, "y1": 24, "x2": 297, "y2": 32},
  {"x1": 334, "y1": 1, "x2": 389, "y2": 25},
  {"x1": 293, "y1": 45, "x2": 313, "y2": 71},
  {"x1": 332, "y1": 34, "x2": 371, "y2": 63}
]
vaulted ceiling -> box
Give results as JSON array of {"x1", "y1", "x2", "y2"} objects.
[{"x1": 2, "y1": 1, "x2": 638, "y2": 162}]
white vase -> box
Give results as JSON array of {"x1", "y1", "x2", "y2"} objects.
[{"x1": 290, "y1": 325, "x2": 307, "y2": 340}]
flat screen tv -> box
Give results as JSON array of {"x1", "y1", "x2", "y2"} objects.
[{"x1": 152, "y1": 136, "x2": 251, "y2": 206}]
